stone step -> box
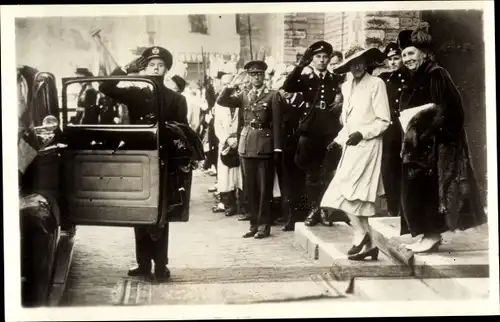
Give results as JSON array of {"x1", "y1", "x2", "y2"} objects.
[
  {"x1": 369, "y1": 217, "x2": 490, "y2": 279},
  {"x1": 293, "y1": 219, "x2": 490, "y2": 300},
  {"x1": 351, "y1": 277, "x2": 444, "y2": 301},
  {"x1": 421, "y1": 277, "x2": 490, "y2": 300},
  {"x1": 293, "y1": 222, "x2": 413, "y2": 286},
  {"x1": 352, "y1": 276, "x2": 490, "y2": 301}
]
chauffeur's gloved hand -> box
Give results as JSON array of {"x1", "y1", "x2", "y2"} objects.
[
  {"x1": 346, "y1": 131, "x2": 363, "y2": 146},
  {"x1": 124, "y1": 56, "x2": 147, "y2": 74}
]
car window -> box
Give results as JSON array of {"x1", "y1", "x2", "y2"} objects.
[{"x1": 65, "y1": 79, "x2": 157, "y2": 127}]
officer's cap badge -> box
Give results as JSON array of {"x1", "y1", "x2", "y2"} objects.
[{"x1": 152, "y1": 47, "x2": 160, "y2": 55}]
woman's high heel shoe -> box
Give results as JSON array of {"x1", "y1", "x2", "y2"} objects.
[
  {"x1": 347, "y1": 247, "x2": 379, "y2": 261},
  {"x1": 347, "y1": 234, "x2": 370, "y2": 255},
  {"x1": 410, "y1": 239, "x2": 442, "y2": 254}
]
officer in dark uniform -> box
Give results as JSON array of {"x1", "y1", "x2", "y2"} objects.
[
  {"x1": 275, "y1": 90, "x2": 307, "y2": 231},
  {"x1": 99, "y1": 46, "x2": 188, "y2": 281},
  {"x1": 377, "y1": 42, "x2": 409, "y2": 217},
  {"x1": 217, "y1": 60, "x2": 284, "y2": 239},
  {"x1": 282, "y1": 41, "x2": 344, "y2": 227}
]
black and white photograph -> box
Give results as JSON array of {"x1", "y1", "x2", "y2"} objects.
[{"x1": 2, "y1": 1, "x2": 498, "y2": 320}]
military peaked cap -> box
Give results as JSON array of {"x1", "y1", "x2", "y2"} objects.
[
  {"x1": 142, "y1": 46, "x2": 173, "y2": 70},
  {"x1": 244, "y1": 60, "x2": 268, "y2": 72},
  {"x1": 308, "y1": 41, "x2": 333, "y2": 56},
  {"x1": 383, "y1": 42, "x2": 401, "y2": 58}
]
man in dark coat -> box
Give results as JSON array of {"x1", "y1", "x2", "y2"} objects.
[
  {"x1": 377, "y1": 43, "x2": 409, "y2": 217},
  {"x1": 275, "y1": 90, "x2": 307, "y2": 231},
  {"x1": 217, "y1": 60, "x2": 284, "y2": 239},
  {"x1": 281, "y1": 41, "x2": 344, "y2": 227},
  {"x1": 99, "y1": 46, "x2": 188, "y2": 281}
]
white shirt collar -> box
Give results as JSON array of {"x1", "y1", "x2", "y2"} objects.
[{"x1": 313, "y1": 69, "x2": 327, "y2": 79}]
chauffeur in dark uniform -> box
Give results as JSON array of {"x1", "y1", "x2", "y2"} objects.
[
  {"x1": 99, "y1": 46, "x2": 188, "y2": 281},
  {"x1": 217, "y1": 60, "x2": 283, "y2": 239},
  {"x1": 377, "y1": 42, "x2": 409, "y2": 217},
  {"x1": 282, "y1": 41, "x2": 344, "y2": 227}
]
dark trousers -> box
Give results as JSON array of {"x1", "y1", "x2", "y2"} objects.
[
  {"x1": 382, "y1": 120, "x2": 403, "y2": 216},
  {"x1": 241, "y1": 157, "x2": 274, "y2": 228},
  {"x1": 134, "y1": 223, "x2": 170, "y2": 269},
  {"x1": 295, "y1": 135, "x2": 338, "y2": 211},
  {"x1": 277, "y1": 135, "x2": 306, "y2": 225}
]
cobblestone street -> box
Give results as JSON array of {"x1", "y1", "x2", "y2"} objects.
[{"x1": 60, "y1": 170, "x2": 347, "y2": 306}]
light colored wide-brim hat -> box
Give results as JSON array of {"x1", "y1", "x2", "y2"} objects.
[{"x1": 334, "y1": 46, "x2": 384, "y2": 75}]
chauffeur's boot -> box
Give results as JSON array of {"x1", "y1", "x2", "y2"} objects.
[
  {"x1": 128, "y1": 263, "x2": 153, "y2": 278},
  {"x1": 154, "y1": 266, "x2": 171, "y2": 282}
]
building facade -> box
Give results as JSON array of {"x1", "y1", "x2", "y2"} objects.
[
  {"x1": 15, "y1": 15, "x2": 241, "y2": 83},
  {"x1": 240, "y1": 11, "x2": 422, "y2": 65}
]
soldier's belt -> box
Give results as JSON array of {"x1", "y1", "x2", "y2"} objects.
[
  {"x1": 248, "y1": 121, "x2": 270, "y2": 130},
  {"x1": 306, "y1": 101, "x2": 329, "y2": 110}
]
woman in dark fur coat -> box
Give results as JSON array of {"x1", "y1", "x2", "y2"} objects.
[{"x1": 397, "y1": 22, "x2": 486, "y2": 253}]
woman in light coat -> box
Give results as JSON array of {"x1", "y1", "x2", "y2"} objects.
[
  {"x1": 321, "y1": 46, "x2": 390, "y2": 261},
  {"x1": 213, "y1": 73, "x2": 243, "y2": 216}
]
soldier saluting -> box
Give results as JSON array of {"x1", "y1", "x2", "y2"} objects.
[
  {"x1": 217, "y1": 60, "x2": 284, "y2": 239},
  {"x1": 281, "y1": 41, "x2": 344, "y2": 227},
  {"x1": 377, "y1": 42, "x2": 409, "y2": 217}
]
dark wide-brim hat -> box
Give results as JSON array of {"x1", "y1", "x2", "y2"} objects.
[
  {"x1": 383, "y1": 42, "x2": 401, "y2": 58},
  {"x1": 397, "y1": 22, "x2": 433, "y2": 51},
  {"x1": 244, "y1": 60, "x2": 268, "y2": 73},
  {"x1": 220, "y1": 145, "x2": 240, "y2": 168},
  {"x1": 334, "y1": 46, "x2": 384, "y2": 75},
  {"x1": 308, "y1": 41, "x2": 333, "y2": 56},
  {"x1": 75, "y1": 68, "x2": 94, "y2": 77},
  {"x1": 142, "y1": 46, "x2": 173, "y2": 70}
]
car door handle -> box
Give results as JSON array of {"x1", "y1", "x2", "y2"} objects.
[
  {"x1": 112, "y1": 141, "x2": 125, "y2": 155},
  {"x1": 90, "y1": 140, "x2": 103, "y2": 146}
]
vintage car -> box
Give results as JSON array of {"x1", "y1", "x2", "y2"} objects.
[
  {"x1": 19, "y1": 68, "x2": 202, "y2": 307},
  {"x1": 18, "y1": 65, "x2": 74, "y2": 307}
]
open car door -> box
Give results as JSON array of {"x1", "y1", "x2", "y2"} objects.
[{"x1": 60, "y1": 76, "x2": 162, "y2": 226}]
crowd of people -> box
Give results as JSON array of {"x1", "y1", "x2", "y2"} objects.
[
  {"x1": 174, "y1": 22, "x2": 486, "y2": 257},
  {"x1": 68, "y1": 21, "x2": 486, "y2": 280}
]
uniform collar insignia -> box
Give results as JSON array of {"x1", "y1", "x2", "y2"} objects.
[
  {"x1": 152, "y1": 47, "x2": 160, "y2": 54},
  {"x1": 309, "y1": 73, "x2": 314, "y2": 79},
  {"x1": 264, "y1": 87, "x2": 269, "y2": 94}
]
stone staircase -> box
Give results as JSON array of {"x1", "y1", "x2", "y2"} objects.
[{"x1": 293, "y1": 217, "x2": 490, "y2": 301}]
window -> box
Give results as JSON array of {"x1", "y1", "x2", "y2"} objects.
[
  {"x1": 188, "y1": 15, "x2": 209, "y2": 35},
  {"x1": 235, "y1": 14, "x2": 241, "y2": 34}
]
